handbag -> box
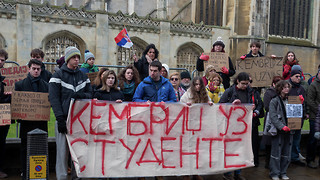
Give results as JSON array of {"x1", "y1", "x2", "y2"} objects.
[{"x1": 263, "y1": 112, "x2": 277, "y2": 136}]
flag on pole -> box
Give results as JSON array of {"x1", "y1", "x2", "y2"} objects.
[{"x1": 114, "y1": 28, "x2": 133, "y2": 48}]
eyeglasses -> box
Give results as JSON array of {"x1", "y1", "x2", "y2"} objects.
[
  {"x1": 170, "y1": 78, "x2": 179, "y2": 81},
  {"x1": 294, "y1": 75, "x2": 301, "y2": 78}
]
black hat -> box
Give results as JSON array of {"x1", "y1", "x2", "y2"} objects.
[
  {"x1": 213, "y1": 37, "x2": 225, "y2": 49},
  {"x1": 290, "y1": 69, "x2": 301, "y2": 77},
  {"x1": 180, "y1": 71, "x2": 191, "y2": 79}
]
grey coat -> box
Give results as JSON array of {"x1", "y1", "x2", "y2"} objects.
[{"x1": 269, "y1": 96, "x2": 293, "y2": 134}]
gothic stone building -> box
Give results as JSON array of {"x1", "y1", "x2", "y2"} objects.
[{"x1": 0, "y1": 0, "x2": 319, "y2": 77}]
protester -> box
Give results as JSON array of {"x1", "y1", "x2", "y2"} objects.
[
  {"x1": 161, "y1": 63, "x2": 169, "y2": 79},
  {"x1": 201, "y1": 65, "x2": 216, "y2": 86},
  {"x1": 133, "y1": 44, "x2": 159, "y2": 81},
  {"x1": 169, "y1": 72, "x2": 185, "y2": 101},
  {"x1": 133, "y1": 61, "x2": 176, "y2": 102},
  {"x1": 205, "y1": 72, "x2": 225, "y2": 103},
  {"x1": 30, "y1": 49, "x2": 52, "y2": 82},
  {"x1": 307, "y1": 64, "x2": 320, "y2": 85},
  {"x1": 0, "y1": 49, "x2": 11, "y2": 179},
  {"x1": 240, "y1": 41, "x2": 265, "y2": 59},
  {"x1": 196, "y1": 37, "x2": 235, "y2": 89},
  {"x1": 92, "y1": 67, "x2": 109, "y2": 92},
  {"x1": 94, "y1": 70, "x2": 124, "y2": 102},
  {"x1": 118, "y1": 65, "x2": 140, "y2": 102},
  {"x1": 180, "y1": 71, "x2": 191, "y2": 91},
  {"x1": 219, "y1": 72, "x2": 254, "y2": 180},
  {"x1": 288, "y1": 69, "x2": 306, "y2": 166},
  {"x1": 56, "y1": 56, "x2": 65, "y2": 69},
  {"x1": 268, "y1": 80, "x2": 292, "y2": 180},
  {"x1": 306, "y1": 68, "x2": 320, "y2": 169},
  {"x1": 282, "y1": 51, "x2": 304, "y2": 80},
  {"x1": 262, "y1": 76, "x2": 283, "y2": 169},
  {"x1": 80, "y1": 50, "x2": 99, "y2": 73},
  {"x1": 181, "y1": 76, "x2": 213, "y2": 105},
  {"x1": 49, "y1": 46, "x2": 92, "y2": 180},
  {"x1": 15, "y1": 59, "x2": 48, "y2": 180}
]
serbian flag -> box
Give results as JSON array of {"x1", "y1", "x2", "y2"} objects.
[{"x1": 114, "y1": 28, "x2": 133, "y2": 48}]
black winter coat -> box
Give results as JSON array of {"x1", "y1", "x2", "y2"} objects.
[
  {"x1": 40, "y1": 64, "x2": 52, "y2": 83},
  {"x1": 134, "y1": 55, "x2": 150, "y2": 81},
  {"x1": 94, "y1": 88, "x2": 124, "y2": 101}
]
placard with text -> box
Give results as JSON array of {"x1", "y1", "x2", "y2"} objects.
[
  {"x1": 203, "y1": 52, "x2": 229, "y2": 72},
  {"x1": 1, "y1": 66, "x2": 29, "y2": 92},
  {"x1": 0, "y1": 103, "x2": 11, "y2": 126}
]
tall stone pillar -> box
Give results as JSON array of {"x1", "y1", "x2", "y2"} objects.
[
  {"x1": 95, "y1": 13, "x2": 109, "y2": 65},
  {"x1": 159, "y1": 22, "x2": 170, "y2": 66},
  {"x1": 16, "y1": 3, "x2": 32, "y2": 65}
]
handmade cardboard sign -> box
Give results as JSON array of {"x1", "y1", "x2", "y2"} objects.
[
  {"x1": 66, "y1": 100, "x2": 254, "y2": 178},
  {"x1": 11, "y1": 91, "x2": 50, "y2": 121},
  {"x1": 0, "y1": 103, "x2": 11, "y2": 126},
  {"x1": 235, "y1": 57, "x2": 283, "y2": 87},
  {"x1": 87, "y1": 72, "x2": 98, "y2": 85},
  {"x1": 203, "y1": 52, "x2": 229, "y2": 72},
  {"x1": 1, "y1": 66, "x2": 29, "y2": 92},
  {"x1": 287, "y1": 96, "x2": 303, "y2": 130}
]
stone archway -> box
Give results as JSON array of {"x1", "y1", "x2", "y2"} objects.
[
  {"x1": 176, "y1": 42, "x2": 203, "y2": 73},
  {"x1": 117, "y1": 37, "x2": 148, "y2": 66}
]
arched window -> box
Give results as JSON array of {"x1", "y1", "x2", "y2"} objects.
[
  {"x1": 41, "y1": 30, "x2": 86, "y2": 72},
  {"x1": 0, "y1": 34, "x2": 6, "y2": 49},
  {"x1": 176, "y1": 42, "x2": 203, "y2": 73},
  {"x1": 117, "y1": 37, "x2": 148, "y2": 66}
]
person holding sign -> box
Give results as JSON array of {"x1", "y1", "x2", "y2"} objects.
[
  {"x1": 14, "y1": 59, "x2": 49, "y2": 180},
  {"x1": 49, "y1": 46, "x2": 92, "y2": 180},
  {"x1": 94, "y1": 70, "x2": 124, "y2": 102},
  {"x1": 196, "y1": 37, "x2": 235, "y2": 89},
  {"x1": 268, "y1": 80, "x2": 293, "y2": 180},
  {"x1": 80, "y1": 50, "x2": 99, "y2": 73},
  {"x1": 118, "y1": 65, "x2": 140, "y2": 102}
]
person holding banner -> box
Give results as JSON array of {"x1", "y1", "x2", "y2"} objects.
[
  {"x1": 133, "y1": 44, "x2": 159, "y2": 81},
  {"x1": 118, "y1": 65, "x2": 140, "y2": 102},
  {"x1": 49, "y1": 46, "x2": 92, "y2": 180},
  {"x1": 0, "y1": 49, "x2": 11, "y2": 179},
  {"x1": 80, "y1": 50, "x2": 99, "y2": 74},
  {"x1": 30, "y1": 49, "x2": 52, "y2": 83},
  {"x1": 196, "y1": 37, "x2": 235, "y2": 89},
  {"x1": 268, "y1": 80, "x2": 293, "y2": 180},
  {"x1": 219, "y1": 72, "x2": 257, "y2": 180},
  {"x1": 94, "y1": 70, "x2": 124, "y2": 102},
  {"x1": 15, "y1": 59, "x2": 49, "y2": 180}
]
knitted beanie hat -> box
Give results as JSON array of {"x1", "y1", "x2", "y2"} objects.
[
  {"x1": 180, "y1": 71, "x2": 191, "y2": 79},
  {"x1": 213, "y1": 37, "x2": 225, "y2": 48},
  {"x1": 291, "y1": 69, "x2": 301, "y2": 77},
  {"x1": 65, "y1": 46, "x2": 81, "y2": 63},
  {"x1": 291, "y1": 65, "x2": 302, "y2": 72},
  {"x1": 84, "y1": 50, "x2": 95, "y2": 63}
]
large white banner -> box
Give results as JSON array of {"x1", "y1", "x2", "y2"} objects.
[{"x1": 66, "y1": 99, "x2": 254, "y2": 178}]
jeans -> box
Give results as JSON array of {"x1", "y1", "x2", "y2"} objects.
[{"x1": 291, "y1": 130, "x2": 301, "y2": 161}]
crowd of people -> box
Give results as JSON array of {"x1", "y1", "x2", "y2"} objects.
[{"x1": 0, "y1": 37, "x2": 319, "y2": 180}]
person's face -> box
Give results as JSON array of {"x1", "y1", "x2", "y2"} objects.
[
  {"x1": 214, "y1": 45, "x2": 223, "y2": 52},
  {"x1": 87, "y1": 57, "x2": 95, "y2": 66},
  {"x1": 31, "y1": 54, "x2": 44, "y2": 62},
  {"x1": 147, "y1": 48, "x2": 156, "y2": 60},
  {"x1": 291, "y1": 74, "x2": 301, "y2": 84},
  {"x1": 67, "y1": 55, "x2": 80, "y2": 70},
  {"x1": 149, "y1": 66, "x2": 160, "y2": 81},
  {"x1": 106, "y1": 74, "x2": 115, "y2": 87},
  {"x1": 287, "y1": 53, "x2": 295, "y2": 62},
  {"x1": 237, "y1": 80, "x2": 249, "y2": 90},
  {"x1": 194, "y1": 80, "x2": 201, "y2": 92},
  {"x1": 251, "y1": 45, "x2": 260, "y2": 55},
  {"x1": 170, "y1": 75, "x2": 180, "y2": 87},
  {"x1": 29, "y1": 64, "x2": 42, "y2": 78},
  {"x1": 161, "y1": 67, "x2": 168, "y2": 78},
  {"x1": 125, "y1": 68, "x2": 133, "y2": 81},
  {"x1": 0, "y1": 55, "x2": 6, "y2": 68},
  {"x1": 281, "y1": 84, "x2": 290, "y2": 96},
  {"x1": 208, "y1": 69, "x2": 216, "y2": 77},
  {"x1": 181, "y1": 78, "x2": 191, "y2": 86},
  {"x1": 212, "y1": 77, "x2": 220, "y2": 86}
]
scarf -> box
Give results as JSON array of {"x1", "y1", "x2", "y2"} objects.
[
  {"x1": 81, "y1": 63, "x2": 99, "y2": 73},
  {"x1": 289, "y1": 78, "x2": 301, "y2": 88},
  {"x1": 28, "y1": 73, "x2": 41, "y2": 92},
  {"x1": 122, "y1": 81, "x2": 135, "y2": 95}
]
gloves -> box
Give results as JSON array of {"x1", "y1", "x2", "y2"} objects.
[
  {"x1": 299, "y1": 95, "x2": 304, "y2": 104},
  {"x1": 282, "y1": 126, "x2": 290, "y2": 132},
  {"x1": 253, "y1": 112, "x2": 257, "y2": 118},
  {"x1": 208, "y1": 82, "x2": 217, "y2": 92},
  {"x1": 199, "y1": 53, "x2": 209, "y2": 61},
  {"x1": 283, "y1": 64, "x2": 291, "y2": 75},
  {"x1": 240, "y1": 55, "x2": 246, "y2": 60},
  {"x1": 71, "y1": 92, "x2": 87, "y2": 100},
  {"x1": 314, "y1": 132, "x2": 320, "y2": 140},
  {"x1": 56, "y1": 116, "x2": 67, "y2": 134},
  {"x1": 221, "y1": 66, "x2": 229, "y2": 74}
]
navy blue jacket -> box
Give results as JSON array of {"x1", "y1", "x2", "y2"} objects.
[{"x1": 133, "y1": 76, "x2": 177, "y2": 102}]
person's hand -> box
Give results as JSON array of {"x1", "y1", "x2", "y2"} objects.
[
  {"x1": 299, "y1": 95, "x2": 304, "y2": 104},
  {"x1": 4, "y1": 91, "x2": 12, "y2": 95},
  {"x1": 283, "y1": 64, "x2": 291, "y2": 75},
  {"x1": 208, "y1": 82, "x2": 217, "y2": 92},
  {"x1": 145, "y1": 55, "x2": 152, "y2": 64},
  {"x1": 208, "y1": 101, "x2": 213, "y2": 106},
  {"x1": 271, "y1": 55, "x2": 277, "y2": 58},
  {"x1": 186, "y1": 102, "x2": 192, "y2": 106},
  {"x1": 232, "y1": 99, "x2": 241, "y2": 105},
  {"x1": 199, "y1": 53, "x2": 209, "y2": 61},
  {"x1": 314, "y1": 132, "x2": 320, "y2": 140},
  {"x1": 282, "y1": 126, "x2": 290, "y2": 132},
  {"x1": 221, "y1": 66, "x2": 229, "y2": 74},
  {"x1": 133, "y1": 54, "x2": 138, "y2": 62},
  {"x1": 240, "y1": 55, "x2": 246, "y2": 60},
  {"x1": 253, "y1": 112, "x2": 257, "y2": 118},
  {"x1": 56, "y1": 116, "x2": 67, "y2": 134},
  {"x1": 115, "y1": 99, "x2": 122, "y2": 103}
]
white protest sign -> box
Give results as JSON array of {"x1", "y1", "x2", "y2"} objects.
[{"x1": 66, "y1": 100, "x2": 254, "y2": 178}]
